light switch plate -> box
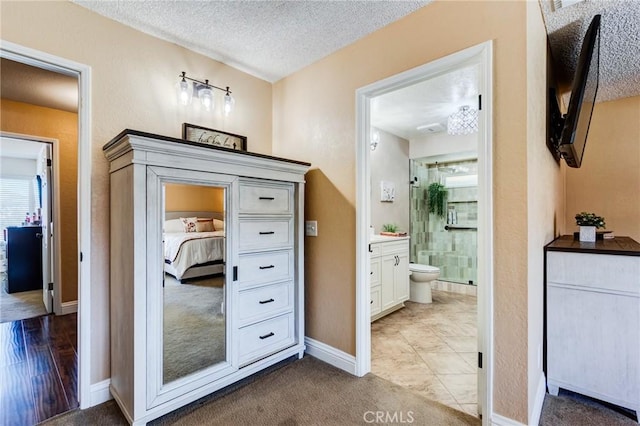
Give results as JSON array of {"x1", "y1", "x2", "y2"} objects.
[{"x1": 305, "y1": 220, "x2": 318, "y2": 237}]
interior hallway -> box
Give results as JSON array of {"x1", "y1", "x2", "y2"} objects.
[{"x1": 371, "y1": 288, "x2": 478, "y2": 417}]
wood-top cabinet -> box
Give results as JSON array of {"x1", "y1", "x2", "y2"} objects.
[
  {"x1": 104, "y1": 130, "x2": 310, "y2": 425},
  {"x1": 545, "y1": 236, "x2": 640, "y2": 420}
]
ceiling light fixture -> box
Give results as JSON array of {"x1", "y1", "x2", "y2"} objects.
[
  {"x1": 177, "y1": 71, "x2": 235, "y2": 115},
  {"x1": 447, "y1": 105, "x2": 478, "y2": 135}
]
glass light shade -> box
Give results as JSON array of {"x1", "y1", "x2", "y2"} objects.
[
  {"x1": 199, "y1": 87, "x2": 214, "y2": 111},
  {"x1": 370, "y1": 129, "x2": 380, "y2": 151},
  {"x1": 447, "y1": 105, "x2": 478, "y2": 135},
  {"x1": 224, "y1": 93, "x2": 235, "y2": 116},
  {"x1": 177, "y1": 79, "x2": 192, "y2": 106}
]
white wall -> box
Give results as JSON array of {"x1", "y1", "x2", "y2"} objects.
[
  {"x1": 370, "y1": 128, "x2": 409, "y2": 234},
  {"x1": 410, "y1": 130, "x2": 476, "y2": 159},
  {"x1": 0, "y1": 157, "x2": 36, "y2": 177}
]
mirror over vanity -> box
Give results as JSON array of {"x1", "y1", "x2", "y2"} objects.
[{"x1": 104, "y1": 130, "x2": 310, "y2": 425}]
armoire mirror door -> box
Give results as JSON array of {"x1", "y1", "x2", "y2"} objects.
[
  {"x1": 161, "y1": 182, "x2": 227, "y2": 384},
  {"x1": 146, "y1": 166, "x2": 238, "y2": 407}
]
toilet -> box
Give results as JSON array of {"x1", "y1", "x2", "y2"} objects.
[{"x1": 409, "y1": 263, "x2": 440, "y2": 304}]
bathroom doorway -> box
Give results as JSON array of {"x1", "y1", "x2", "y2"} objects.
[{"x1": 355, "y1": 41, "x2": 493, "y2": 419}]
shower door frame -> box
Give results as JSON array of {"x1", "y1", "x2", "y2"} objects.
[{"x1": 410, "y1": 156, "x2": 479, "y2": 286}]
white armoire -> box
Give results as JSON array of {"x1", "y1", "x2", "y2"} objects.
[{"x1": 103, "y1": 130, "x2": 310, "y2": 425}]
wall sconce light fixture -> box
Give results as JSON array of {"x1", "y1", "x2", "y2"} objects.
[
  {"x1": 370, "y1": 129, "x2": 380, "y2": 151},
  {"x1": 177, "y1": 71, "x2": 235, "y2": 115}
]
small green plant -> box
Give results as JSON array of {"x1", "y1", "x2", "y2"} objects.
[
  {"x1": 382, "y1": 223, "x2": 398, "y2": 233},
  {"x1": 575, "y1": 212, "x2": 606, "y2": 229},
  {"x1": 427, "y1": 182, "x2": 447, "y2": 218}
]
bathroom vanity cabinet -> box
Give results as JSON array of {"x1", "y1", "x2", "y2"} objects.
[
  {"x1": 104, "y1": 130, "x2": 310, "y2": 425},
  {"x1": 370, "y1": 237, "x2": 409, "y2": 321},
  {"x1": 545, "y1": 235, "x2": 640, "y2": 419}
]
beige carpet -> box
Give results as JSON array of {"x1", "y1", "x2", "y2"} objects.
[
  {"x1": 0, "y1": 288, "x2": 47, "y2": 323},
  {"x1": 540, "y1": 389, "x2": 638, "y2": 425},
  {"x1": 41, "y1": 356, "x2": 479, "y2": 425}
]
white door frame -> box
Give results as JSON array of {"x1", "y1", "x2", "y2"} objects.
[
  {"x1": 0, "y1": 133, "x2": 61, "y2": 314},
  {"x1": 355, "y1": 41, "x2": 494, "y2": 422},
  {"x1": 1, "y1": 40, "x2": 93, "y2": 409}
]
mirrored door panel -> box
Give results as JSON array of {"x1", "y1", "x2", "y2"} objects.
[{"x1": 161, "y1": 182, "x2": 228, "y2": 384}]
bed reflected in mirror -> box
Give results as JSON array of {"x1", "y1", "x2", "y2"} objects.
[{"x1": 162, "y1": 182, "x2": 227, "y2": 384}]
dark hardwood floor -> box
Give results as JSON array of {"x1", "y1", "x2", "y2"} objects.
[{"x1": 0, "y1": 313, "x2": 78, "y2": 426}]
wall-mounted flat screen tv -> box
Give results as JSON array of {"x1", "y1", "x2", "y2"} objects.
[{"x1": 548, "y1": 14, "x2": 601, "y2": 168}]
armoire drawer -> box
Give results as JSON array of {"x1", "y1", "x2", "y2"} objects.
[
  {"x1": 239, "y1": 182, "x2": 293, "y2": 215},
  {"x1": 238, "y1": 280, "x2": 294, "y2": 325},
  {"x1": 238, "y1": 313, "x2": 295, "y2": 365},
  {"x1": 237, "y1": 250, "x2": 294, "y2": 287},
  {"x1": 239, "y1": 218, "x2": 293, "y2": 252}
]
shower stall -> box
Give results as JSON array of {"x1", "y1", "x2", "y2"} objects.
[{"x1": 409, "y1": 158, "x2": 478, "y2": 285}]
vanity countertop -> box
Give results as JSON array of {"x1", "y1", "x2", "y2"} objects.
[{"x1": 370, "y1": 234, "x2": 410, "y2": 243}]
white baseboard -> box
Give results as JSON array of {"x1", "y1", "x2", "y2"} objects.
[
  {"x1": 491, "y1": 413, "x2": 527, "y2": 426},
  {"x1": 304, "y1": 336, "x2": 356, "y2": 375},
  {"x1": 90, "y1": 379, "x2": 113, "y2": 407},
  {"x1": 530, "y1": 373, "x2": 546, "y2": 426},
  {"x1": 60, "y1": 300, "x2": 78, "y2": 315}
]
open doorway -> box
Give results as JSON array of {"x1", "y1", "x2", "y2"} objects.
[
  {"x1": 0, "y1": 135, "x2": 57, "y2": 321},
  {"x1": 0, "y1": 56, "x2": 78, "y2": 318},
  {"x1": 355, "y1": 41, "x2": 494, "y2": 421},
  {"x1": 0, "y1": 43, "x2": 92, "y2": 420}
]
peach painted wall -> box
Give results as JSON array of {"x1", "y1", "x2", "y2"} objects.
[
  {"x1": 0, "y1": 99, "x2": 79, "y2": 303},
  {"x1": 273, "y1": 1, "x2": 552, "y2": 422},
  {"x1": 525, "y1": 1, "x2": 563, "y2": 421},
  {"x1": 564, "y1": 96, "x2": 640, "y2": 241},
  {"x1": 164, "y1": 184, "x2": 224, "y2": 213},
  {"x1": 1, "y1": 1, "x2": 272, "y2": 383}
]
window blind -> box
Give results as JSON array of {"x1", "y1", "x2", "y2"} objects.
[{"x1": 0, "y1": 177, "x2": 39, "y2": 231}]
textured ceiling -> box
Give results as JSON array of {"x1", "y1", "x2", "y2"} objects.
[
  {"x1": 4, "y1": 1, "x2": 638, "y2": 141},
  {"x1": 539, "y1": 0, "x2": 640, "y2": 103},
  {"x1": 73, "y1": 0, "x2": 429, "y2": 83}
]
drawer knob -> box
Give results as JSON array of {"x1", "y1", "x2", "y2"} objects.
[
  {"x1": 259, "y1": 298, "x2": 275, "y2": 304},
  {"x1": 259, "y1": 265, "x2": 275, "y2": 270},
  {"x1": 259, "y1": 231, "x2": 275, "y2": 235},
  {"x1": 258, "y1": 196, "x2": 275, "y2": 200},
  {"x1": 259, "y1": 332, "x2": 275, "y2": 340}
]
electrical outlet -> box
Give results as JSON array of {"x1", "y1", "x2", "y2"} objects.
[{"x1": 305, "y1": 220, "x2": 318, "y2": 237}]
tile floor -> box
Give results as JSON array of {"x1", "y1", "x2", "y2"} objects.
[{"x1": 371, "y1": 287, "x2": 478, "y2": 417}]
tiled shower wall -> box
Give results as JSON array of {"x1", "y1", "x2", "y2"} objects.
[{"x1": 410, "y1": 159, "x2": 478, "y2": 285}]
